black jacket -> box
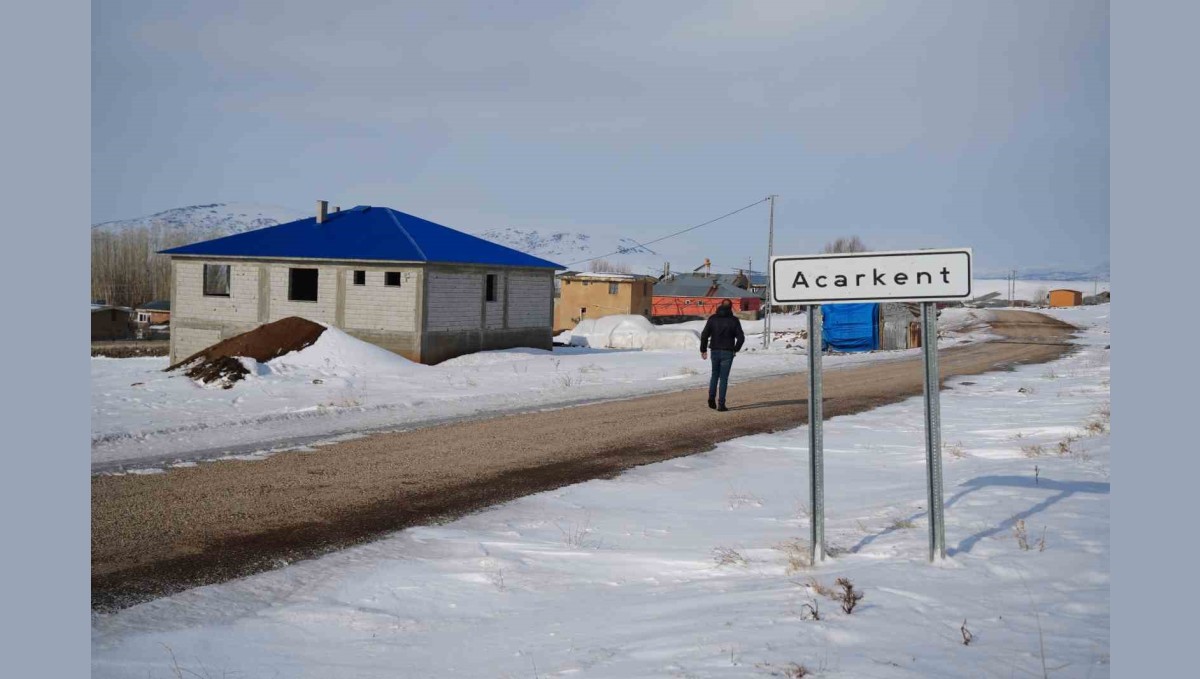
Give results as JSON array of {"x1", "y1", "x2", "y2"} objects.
[{"x1": 700, "y1": 306, "x2": 746, "y2": 353}]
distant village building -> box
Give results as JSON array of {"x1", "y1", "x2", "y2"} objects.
[
  {"x1": 91, "y1": 305, "x2": 133, "y2": 341},
  {"x1": 651, "y1": 273, "x2": 763, "y2": 320},
  {"x1": 554, "y1": 272, "x2": 657, "y2": 332},
  {"x1": 1047, "y1": 289, "x2": 1084, "y2": 308},
  {"x1": 160, "y1": 202, "x2": 562, "y2": 365},
  {"x1": 133, "y1": 300, "x2": 171, "y2": 338}
]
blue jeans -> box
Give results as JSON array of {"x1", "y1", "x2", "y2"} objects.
[{"x1": 709, "y1": 349, "x2": 735, "y2": 404}]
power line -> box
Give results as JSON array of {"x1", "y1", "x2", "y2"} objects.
[{"x1": 565, "y1": 197, "x2": 770, "y2": 267}]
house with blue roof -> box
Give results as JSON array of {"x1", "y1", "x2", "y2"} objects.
[{"x1": 161, "y1": 201, "x2": 563, "y2": 364}]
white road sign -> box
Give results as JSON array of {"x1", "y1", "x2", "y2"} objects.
[{"x1": 770, "y1": 248, "x2": 972, "y2": 305}]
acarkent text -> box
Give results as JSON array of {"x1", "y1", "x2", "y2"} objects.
[{"x1": 770, "y1": 249, "x2": 972, "y2": 304}]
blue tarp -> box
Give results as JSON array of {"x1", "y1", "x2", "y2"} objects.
[{"x1": 821, "y1": 303, "x2": 879, "y2": 352}]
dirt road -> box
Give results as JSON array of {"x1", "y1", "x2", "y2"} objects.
[{"x1": 92, "y1": 310, "x2": 1076, "y2": 610}]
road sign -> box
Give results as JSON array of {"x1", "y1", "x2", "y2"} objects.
[
  {"x1": 770, "y1": 249, "x2": 972, "y2": 305},
  {"x1": 777, "y1": 248, "x2": 972, "y2": 563}
]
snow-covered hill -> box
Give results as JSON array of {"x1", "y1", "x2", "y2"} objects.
[
  {"x1": 92, "y1": 203, "x2": 308, "y2": 237},
  {"x1": 474, "y1": 227, "x2": 664, "y2": 273},
  {"x1": 975, "y1": 261, "x2": 1110, "y2": 282}
]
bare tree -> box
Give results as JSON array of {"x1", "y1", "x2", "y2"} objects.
[
  {"x1": 92, "y1": 223, "x2": 220, "y2": 307},
  {"x1": 822, "y1": 236, "x2": 868, "y2": 254},
  {"x1": 588, "y1": 258, "x2": 632, "y2": 274}
]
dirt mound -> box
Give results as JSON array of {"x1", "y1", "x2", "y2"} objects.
[{"x1": 167, "y1": 317, "x2": 327, "y2": 388}]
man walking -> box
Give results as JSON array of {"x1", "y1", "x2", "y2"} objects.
[{"x1": 700, "y1": 299, "x2": 746, "y2": 411}]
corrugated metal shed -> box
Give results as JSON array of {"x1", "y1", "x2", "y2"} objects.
[
  {"x1": 879, "y1": 303, "x2": 918, "y2": 350},
  {"x1": 654, "y1": 275, "x2": 753, "y2": 298},
  {"x1": 160, "y1": 205, "x2": 563, "y2": 269}
]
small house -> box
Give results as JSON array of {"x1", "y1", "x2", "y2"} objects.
[
  {"x1": 1048, "y1": 289, "x2": 1083, "y2": 307},
  {"x1": 91, "y1": 305, "x2": 133, "y2": 341},
  {"x1": 554, "y1": 272, "x2": 657, "y2": 332},
  {"x1": 160, "y1": 202, "x2": 563, "y2": 365},
  {"x1": 652, "y1": 274, "x2": 763, "y2": 320}
]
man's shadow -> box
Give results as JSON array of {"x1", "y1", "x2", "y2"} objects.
[
  {"x1": 725, "y1": 399, "x2": 807, "y2": 412},
  {"x1": 849, "y1": 474, "x2": 1109, "y2": 556}
]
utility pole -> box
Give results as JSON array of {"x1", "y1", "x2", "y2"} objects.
[{"x1": 763, "y1": 194, "x2": 777, "y2": 349}]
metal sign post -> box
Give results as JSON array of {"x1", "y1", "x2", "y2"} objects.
[
  {"x1": 769, "y1": 248, "x2": 972, "y2": 565},
  {"x1": 921, "y1": 302, "x2": 946, "y2": 561},
  {"x1": 807, "y1": 304, "x2": 825, "y2": 563}
]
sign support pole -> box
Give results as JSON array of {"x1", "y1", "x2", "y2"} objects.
[
  {"x1": 921, "y1": 302, "x2": 946, "y2": 561},
  {"x1": 807, "y1": 304, "x2": 825, "y2": 563},
  {"x1": 763, "y1": 195, "x2": 776, "y2": 349}
]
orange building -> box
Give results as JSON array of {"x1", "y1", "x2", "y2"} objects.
[
  {"x1": 651, "y1": 274, "x2": 763, "y2": 319},
  {"x1": 1047, "y1": 289, "x2": 1083, "y2": 307}
]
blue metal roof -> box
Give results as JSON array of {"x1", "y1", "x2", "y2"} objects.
[{"x1": 160, "y1": 206, "x2": 563, "y2": 269}]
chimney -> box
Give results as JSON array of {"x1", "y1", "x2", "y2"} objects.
[
  {"x1": 316, "y1": 200, "x2": 328, "y2": 224},
  {"x1": 333, "y1": 206, "x2": 340, "y2": 213}
]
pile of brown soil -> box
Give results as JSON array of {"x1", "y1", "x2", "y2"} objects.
[{"x1": 167, "y1": 317, "x2": 327, "y2": 388}]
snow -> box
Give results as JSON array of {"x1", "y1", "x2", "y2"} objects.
[
  {"x1": 571, "y1": 272, "x2": 642, "y2": 280},
  {"x1": 91, "y1": 312, "x2": 998, "y2": 471},
  {"x1": 91, "y1": 305, "x2": 1111, "y2": 678},
  {"x1": 92, "y1": 202, "x2": 307, "y2": 236},
  {"x1": 569, "y1": 315, "x2": 702, "y2": 350}
]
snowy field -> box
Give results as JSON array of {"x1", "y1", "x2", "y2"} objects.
[
  {"x1": 972, "y1": 279, "x2": 1109, "y2": 302},
  {"x1": 92, "y1": 310, "x2": 990, "y2": 471},
  {"x1": 92, "y1": 305, "x2": 1110, "y2": 678}
]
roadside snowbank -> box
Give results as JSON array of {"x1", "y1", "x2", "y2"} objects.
[
  {"x1": 568, "y1": 315, "x2": 701, "y2": 351},
  {"x1": 91, "y1": 309, "x2": 1005, "y2": 471}
]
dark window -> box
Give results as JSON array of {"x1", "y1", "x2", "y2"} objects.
[
  {"x1": 385, "y1": 271, "x2": 402, "y2": 287},
  {"x1": 203, "y1": 264, "x2": 230, "y2": 297},
  {"x1": 288, "y1": 268, "x2": 319, "y2": 302},
  {"x1": 609, "y1": 282, "x2": 619, "y2": 295},
  {"x1": 353, "y1": 270, "x2": 366, "y2": 286},
  {"x1": 486, "y1": 274, "x2": 498, "y2": 302}
]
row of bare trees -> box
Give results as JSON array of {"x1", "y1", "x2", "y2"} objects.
[{"x1": 91, "y1": 225, "x2": 220, "y2": 307}]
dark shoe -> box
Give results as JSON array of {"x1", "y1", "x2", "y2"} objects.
[
  {"x1": 717, "y1": 403, "x2": 729, "y2": 412},
  {"x1": 708, "y1": 398, "x2": 717, "y2": 410}
]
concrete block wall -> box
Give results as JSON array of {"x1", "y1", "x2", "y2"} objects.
[
  {"x1": 426, "y1": 271, "x2": 484, "y2": 331},
  {"x1": 172, "y1": 327, "x2": 222, "y2": 363},
  {"x1": 268, "y1": 264, "x2": 338, "y2": 324},
  {"x1": 342, "y1": 267, "x2": 420, "y2": 333},
  {"x1": 507, "y1": 272, "x2": 552, "y2": 328},
  {"x1": 174, "y1": 260, "x2": 260, "y2": 325},
  {"x1": 170, "y1": 257, "x2": 556, "y2": 366}
]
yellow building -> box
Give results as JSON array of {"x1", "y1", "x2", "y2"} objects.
[{"x1": 554, "y1": 272, "x2": 657, "y2": 332}]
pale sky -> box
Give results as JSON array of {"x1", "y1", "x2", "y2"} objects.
[{"x1": 93, "y1": 0, "x2": 1108, "y2": 274}]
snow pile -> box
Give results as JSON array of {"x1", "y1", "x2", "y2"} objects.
[
  {"x1": 568, "y1": 314, "x2": 700, "y2": 351},
  {"x1": 266, "y1": 326, "x2": 425, "y2": 376}
]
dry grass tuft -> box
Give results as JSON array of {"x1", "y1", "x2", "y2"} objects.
[
  {"x1": 834, "y1": 577, "x2": 864, "y2": 614},
  {"x1": 775, "y1": 538, "x2": 810, "y2": 574},
  {"x1": 945, "y1": 441, "x2": 968, "y2": 459},
  {"x1": 806, "y1": 577, "x2": 835, "y2": 599},
  {"x1": 713, "y1": 546, "x2": 747, "y2": 567},
  {"x1": 1021, "y1": 443, "x2": 1045, "y2": 458}
]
